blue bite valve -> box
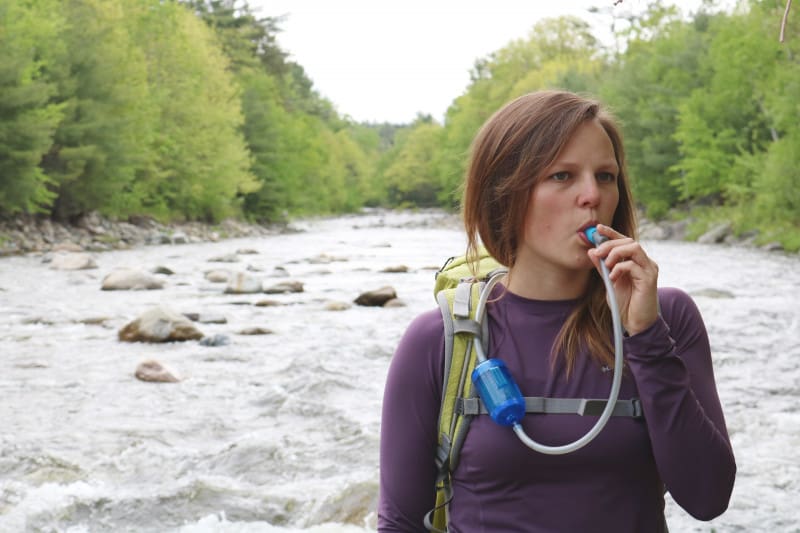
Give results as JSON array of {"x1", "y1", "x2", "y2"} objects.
[
  {"x1": 472, "y1": 359, "x2": 525, "y2": 426},
  {"x1": 584, "y1": 226, "x2": 608, "y2": 246}
]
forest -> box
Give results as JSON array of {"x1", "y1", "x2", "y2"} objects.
[{"x1": 1, "y1": 0, "x2": 798, "y2": 250}]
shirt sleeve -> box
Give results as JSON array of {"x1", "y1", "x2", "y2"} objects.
[
  {"x1": 378, "y1": 309, "x2": 445, "y2": 532},
  {"x1": 624, "y1": 287, "x2": 736, "y2": 520}
]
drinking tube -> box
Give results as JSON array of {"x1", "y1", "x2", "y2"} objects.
[{"x1": 470, "y1": 226, "x2": 625, "y2": 454}]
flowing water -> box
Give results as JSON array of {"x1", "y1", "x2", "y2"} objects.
[{"x1": 0, "y1": 210, "x2": 798, "y2": 532}]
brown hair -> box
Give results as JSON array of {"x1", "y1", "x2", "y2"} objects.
[{"x1": 462, "y1": 90, "x2": 637, "y2": 372}]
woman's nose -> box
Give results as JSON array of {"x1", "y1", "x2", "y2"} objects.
[{"x1": 577, "y1": 175, "x2": 601, "y2": 207}]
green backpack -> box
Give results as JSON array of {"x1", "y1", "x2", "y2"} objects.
[
  {"x1": 425, "y1": 250, "x2": 505, "y2": 532},
  {"x1": 425, "y1": 251, "x2": 644, "y2": 532}
]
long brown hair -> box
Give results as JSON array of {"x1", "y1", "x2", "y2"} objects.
[{"x1": 462, "y1": 90, "x2": 637, "y2": 372}]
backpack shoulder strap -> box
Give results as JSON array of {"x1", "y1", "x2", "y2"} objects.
[{"x1": 426, "y1": 275, "x2": 497, "y2": 532}]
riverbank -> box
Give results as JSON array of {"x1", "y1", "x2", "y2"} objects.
[
  {"x1": 0, "y1": 210, "x2": 790, "y2": 257},
  {"x1": 0, "y1": 212, "x2": 290, "y2": 257}
]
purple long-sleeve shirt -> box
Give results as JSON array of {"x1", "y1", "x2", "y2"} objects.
[{"x1": 378, "y1": 286, "x2": 735, "y2": 532}]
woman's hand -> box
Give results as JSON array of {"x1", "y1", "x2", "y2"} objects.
[{"x1": 587, "y1": 224, "x2": 660, "y2": 336}]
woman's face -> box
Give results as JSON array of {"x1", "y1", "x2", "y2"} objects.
[{"x1": 517, "y1": 118, "x2": 620, "y2": 274}]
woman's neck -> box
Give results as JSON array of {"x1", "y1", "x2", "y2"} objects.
[{"x1": 506, "y1": 261, "x2": 590, "y2": 300}]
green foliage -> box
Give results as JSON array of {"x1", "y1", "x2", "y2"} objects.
[
  {"x1": 238, "y1": 70, "x2": 292, "y2": 220},
  {"x1": 0, "y1": 0, "x2": 799, "y2": 249},
  {"x1": 189, "y1": 0, "x2": 378, "y2": 220},
  {"x1": 671, "y1": 5, "x2": 781, "y2": 203},
  {"x1": 600, "y1": 5, "x2": 712, "y2": 219},
  {"x1": 381, "y1": 117, "x2": 444, "y2": 207},
  {"x1": 435, "y1": 16, "x2": 606, "y2": 208},
  {"x1": 184, "y1": 0, "x2": 288, "y2": 75},
  {"x1": 0, "y1": 0, "x2": 64, "y2": 214},
  {"x1": 128, "y1": 1, "x2": 258, "y2": 222},
  {"x1": 43, "y1": 0, "x2": 160, "y2": 220},
  {"x1": 664, "y1": 0, "x2": 800, "y2": 250}
]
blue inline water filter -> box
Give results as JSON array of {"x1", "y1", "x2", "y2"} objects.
[{"x1": 471, "y1": 358, "x2": 526, "y2": 426}]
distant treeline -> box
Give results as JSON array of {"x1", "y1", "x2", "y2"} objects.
[{"x1": 1, "y1": 0, "x2": 798, "y2": 249}]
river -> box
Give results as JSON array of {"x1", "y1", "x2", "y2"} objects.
[{"x1": 0, "y1": 210, "x2": 797, "y2": 532}]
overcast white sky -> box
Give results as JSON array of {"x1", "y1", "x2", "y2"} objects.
[{"x1": 248, "y1": 0, "x2": 729, "y2": 124}]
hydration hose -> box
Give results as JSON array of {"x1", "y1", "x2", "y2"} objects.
[{"x1": 470, "y1": 226, "x2": 625, "y2": 455}]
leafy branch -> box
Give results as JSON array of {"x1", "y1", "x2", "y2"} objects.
[{"x1": 612, "y1": 1, "x2": 793, "y2": 41}]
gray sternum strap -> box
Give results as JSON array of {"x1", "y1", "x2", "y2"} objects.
[{"x1": 458, "y1": 396, "x2": 642, "y2": 418}]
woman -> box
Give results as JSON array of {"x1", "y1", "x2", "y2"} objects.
[{"x1": 378, "y1": 91, "x2": 736, "y2": 532}]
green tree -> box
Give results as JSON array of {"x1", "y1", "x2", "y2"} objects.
[
  {"x1": 43, "y1": 0, "x2": 157, "y2": 220},
  {"x1": 324, "y1": 127, "x2": 375, "y2": 211},
  {"x1": 188, "y1": 0, "x2": 379, "y2": 220},
  {"x1": 344, "y1": 122, "x2": 386, "y2": 206},
  {"x1": 183, "y1": 0, "x2": 288, "y2": 75},
  {"x1": 127, "y1": 0, "x2": 258, "y2": 221},
  {"x1": 239, "y1": 70, "x2": 293, "y2": 220},
  {"x1": 436, "y1": 16, "x2": 605, "y2": 208},
  {"x1": 671, "y1": 5, "x2": 780, "y2": 204},
  {"x1": 0, "y1": 0, "x2": 64, "y2": 214},
  {"x1": 600, "y1": 4, "x2": 713, "y2": 218},
  {"x1": 731, "y1": 0, "x2": 800, "y2": 241},
  {"x1": 381, "y1": 116, "x2": 444, "y2": 207}
]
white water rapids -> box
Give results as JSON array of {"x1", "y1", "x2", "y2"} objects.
[{"x1": 1, "y1": 210, "x2": 798, "y2": 532}]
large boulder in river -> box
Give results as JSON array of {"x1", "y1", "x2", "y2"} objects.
[
  {"x1": 354, "y1": 286, "x2": 397, "y2": 307},
  {"x1": 101, "y1": 268, "x2": 165, "y2": 290},
  {"x1": 119, "y1": 306, "x2": 203, "y2": 343}
]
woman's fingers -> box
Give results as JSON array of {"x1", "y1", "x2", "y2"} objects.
[
  {"x1": 595, "y1": 223, "x2": 625, "y2": 240},
  {"x1": 586, "y1": 225, "x2": 660, "y2": 335}
]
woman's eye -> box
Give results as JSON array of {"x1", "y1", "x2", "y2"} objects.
[
  {"x1": 551, "y1": 171, "x2": 570, "y2": 182},
  {"x1": 597, "y1": 172, "x2": 617, "y2": 183}
]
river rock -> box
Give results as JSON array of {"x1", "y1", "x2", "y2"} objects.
[
  {"x1": 639, "y1": 223, "x2": 670, "y2": 241},
  {"x1": 205, "y1": 269, "x2": 231, "y2": 283},
  {"x1": 381, "y1": 265, "x2": 409, "y2": 273},
  {"x1": 691, "y1": 288, "x2": 735, "y2": 299},
  {"x1": 698, "y1": 222, "x2": 733, "y2": 244},
  {"x1": 184, "y1": 313, "x2": 227, "y2": 324},
  {"x1": 199, "y1": 334, "x2": 230, "y2": 346},
  {"x1": 270, "y1": 266, "x2": 290, "y2": 278},
  {"x1": 263, "y1": 281, "x2": 304, "y2": 294},
  {"x1": 306, "y1": 479, "x2": 378, "y2": 526},
  {"x1": 325, "y1": 301, "x2": 351, "y2": 311},
  {"x1": 307, "y1": 253, "x2": 347, "y2": 264},
  {"x1": 238, "y1": 327, "x2": 273, "y2": 335},
  {"x1": 224, "y1": 272, "x2": 263, "y2": 294},
  {"x1": 254, "y1": 299, "x2": 283, "y2": 307},
  {"x1": 152, "y1": 266, "x2": 174, "y2": 275},
  {"x1": 149, "y1": 233, "x2": 172, "y2": 245},
  {"x1": 119, "y1": 306, "x2": 203, "y2": 343},
  {"x1": 209, "y1": 253, "x2": 239, "y2": 263},
  {"x1": 52, "y1": 242, "x2": 83, "y2": 253},
  {"x1": 354, "y1": 286, "x2": 397, "y2": 307},
  {"x1": 75, "y1": 212, "x2": 105, "y2": 235},
  {"x1": 50, "y1": 252, "x2": 97, "y2": 270},
  {"x1": 383, "y1": 298, "x2": 406, "y2": 308},
  {"x1": 170, "y1": 231, "x2": 189, "y2": 244},
  {"x1": 101, "y1": 268, "x2": 165, "y2": 291},
  {"x1": 134, "y1": 359, "x2": 180, "y2": 383}
]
